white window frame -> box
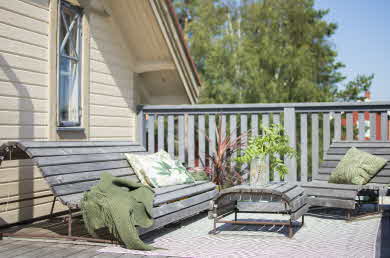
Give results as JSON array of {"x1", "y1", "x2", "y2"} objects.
[{"x1": 57, "y1": 0, "x2": 83, "y2": 128}]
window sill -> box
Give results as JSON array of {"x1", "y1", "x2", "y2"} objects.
[{"x1": 57, "y1": 127, "x2": 85, "y2": 132}]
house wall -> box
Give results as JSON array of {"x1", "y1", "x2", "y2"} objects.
[
  {"x1": 88, "y1": 12, "x2": 137, "y2": 141},
  {"x1": 0, "y1": 0, "x2": 68, "y2": 225},
  {"x1": 0, "y1": 0, "x2": 139, "y2": 225}
]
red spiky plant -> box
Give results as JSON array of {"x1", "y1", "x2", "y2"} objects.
[{"x1": 204, "y1": 119, "x2": 249, "y2": 188}]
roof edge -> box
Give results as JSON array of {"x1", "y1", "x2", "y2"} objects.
[{"x1": 163, "y1": 0, "x2": 201, "y2": 88}]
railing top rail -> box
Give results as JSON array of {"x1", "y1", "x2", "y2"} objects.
[{"x1": 138, "y1": 101, "x2": 390, "y2": 114}]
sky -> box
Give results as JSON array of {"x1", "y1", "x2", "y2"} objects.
[{"x1": 314, "y1": 0, "x2": 390, "y2": 101}]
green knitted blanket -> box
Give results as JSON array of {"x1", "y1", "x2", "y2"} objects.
[{"x1": 80, "y1": 172, "x2": 155, "y2": 250}]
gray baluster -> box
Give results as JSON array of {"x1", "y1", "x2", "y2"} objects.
[
  {"x1": 178, "y1": 115, "x2": 185, "y2": 163},
  {"x1": 312, "y1": 113, "x2": 319, "y2": 180},
  {"x1": 323, "y1": 113, "x2": 330, "y2": 157},
  {"x1": 370, "y1": 112, "x2": 377, "y2": 141},
  {"x1": 273, "y1": 113, "x2": 281, "y2": 182},
  {"x1": 148, "y1": 114, "x2": 155, "y2": 153},
  {"x1": 300, "y1": 113, "x2": 308, "y2": 182},
  {"x1": 346, "y1": 112, "x2": 353, "y2": 141},
  {"x1": 381, "y1": 111, "x2": 388, "y2": 141},
  {"x1": 230, "y1": 115, "x2": 237, "y2": 172},
  {"x1": 158, "y1": 115, "x2": 165, "y2": 151},
  {"x1": 284, "y1": 108, "x2": 297, "y2": 182},
  {"x1": 262, "y1": 113, "x2": 270, "y2": 183},
  {"x1": 198, "y1": 115, "x2": 206, "y2": 167},
  {"x1": 251, "y1": 114, "x2": 258, "y2": 137},
  {"x1": 167, "y1": 115, "x2": 175, "y2": 158},
  {"x1": 358, "y1": 112, "x2": 365, "y2": 140},
  {"x1": 188, "y1": 115, "x2": 195, "y2": 167},
  {"x1": 209, "y1": 115, "x2": 216, "y2": 167}
]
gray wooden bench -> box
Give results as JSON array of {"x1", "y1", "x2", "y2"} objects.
[
  {"x1": 1, "y1": 141, "x2": 217, "y2": 241},
  {"x1": 300, "y1": 141, "x2": 390, "y2": 219},
  {"x1": 209, "y1": 183, "x2": 309, "y2": 238}
]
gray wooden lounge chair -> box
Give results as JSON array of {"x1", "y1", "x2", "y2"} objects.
[
  {"x1": 300, "y1": 141, "x2": 389, "y2": 219},
  {"x1": 1, "y1": 141, "x2": 217, "y2": 240}
]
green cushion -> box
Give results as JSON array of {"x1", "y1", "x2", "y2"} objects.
[{"x1": 329, "y1": 147, "x2": 387, "y2": 185}]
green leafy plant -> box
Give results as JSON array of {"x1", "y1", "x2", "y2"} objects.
[{"x1": 236, "y1": 124, "x2": 296, "y2": 180}]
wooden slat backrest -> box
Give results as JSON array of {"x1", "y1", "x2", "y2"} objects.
[
  {"x1": 14, "y1": 141, "x2": 146, "y2": 206},
  {"x1": 314, "y1": 141, "x2": 390, "y2": 184},
  {"x1": 12, "y1": 141, "x2": 216, "y2": 210}
]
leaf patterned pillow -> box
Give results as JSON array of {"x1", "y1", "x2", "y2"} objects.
[{"x1": 125, "y1": 150, "x2": 195, "y2": 188}]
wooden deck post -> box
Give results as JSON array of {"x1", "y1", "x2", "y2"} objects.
[
  {"x1": 284, "y1": 108, "x2": 297, "y2": 182},
  {"x1": 137, "y1": 108, "x2": 146, "y2": 148}
]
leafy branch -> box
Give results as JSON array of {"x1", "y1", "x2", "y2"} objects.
[{"x1": 236, "y1": 124, "x2": 296, "y2": 180}]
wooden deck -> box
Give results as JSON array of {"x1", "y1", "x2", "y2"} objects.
[
  {"x1": 0, "y1": 208, "x2": 388, "y2": 258},
  {"x1": 0, "y1": 215, "x2": 163, "y2": 257},
  {"x1": 0, "y1": 239, "x2": 152, "y2": 258}
]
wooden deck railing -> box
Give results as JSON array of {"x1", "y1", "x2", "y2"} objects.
[{"x1": 137, "y1": 102, "x2": 390, "y2": 183}]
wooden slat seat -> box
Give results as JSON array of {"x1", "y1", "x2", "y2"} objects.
[
  {"x1": 300, "y1": 141, "x2": 390, "y2": 216},
  {"x1": 6, "y1": 141, "x2": 217, "y2": 235}
]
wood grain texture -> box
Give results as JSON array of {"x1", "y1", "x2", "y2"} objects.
[
  {"x1": 198, "y1": 115, "x2": 206, "y2": 167},
  {"x1": 358, "y1": 112, "x2": 365, "y2": 140},
  {"x1": 370, "y1": 112, "x2": 377, "y2": 140},
  {"x1": 148, "y1": 114, "x2": 155, "y2": 153},
  {"x1": 158, "y1": 115, "x2": 165, "y2": 151},
  {"x1": 273, "y1": 113, "x2": 281, "y2": 181},
  {"x1": 251, "y1": 114, "x2": 258, "y2": 137},
  {"x1": 152, "y1": 190, "x2": 217, "y2": 218},
  {"x1": 187, "y1": 114, "x2": 195, "y2": 167},
  {"x1": 284, "y1": 108, "x2": 296, "y2": 182},
  {"x1": 334, "y1": 112, "x2": 341, "y2": 141},
  {"x1": 26, "y1": 145, "x2": 145, "y2": 157},
  {"x1": 167, "y1": 115, "x2": 175, "y2": 157},
  {"x1": 178, "y1": 115, "x2": 185, "y2": 163},
  {"x1": 154, "y1": 182, "x2": 216, "y2": 206},
  {"x1": 45, "y1": 168, "x2": 135, "y2": 186},
  {"x1": 230, "y1": 115, "x2": 237, "y2": 171},
  {"x1": 262, "y1": 114, "x2": 270, "y2": 183},
  {"x1": 346, "y1": 112, "x2": 353, "y2": 140},
  {"x1": 208, "y1": 114, "x2": 216, "y2": 165},
  {"x1": 52, "y1": 175, "x2": 139, "y2": 196},
  {"x1": 139, "y1": 201, "x2": 210, "y2": 235},
  {"x1": 305, "y1": 196, "x2": 355, "y2": 210},
  {"x1": 300, "y1": 113, "x2": 308, "y2": 182},
  {"x1": 381, "y1": 112, "x2": 388, "y2": 141},
  {"x1": 221, "y1": 114, "x2": 227, "y2": 139},
  {"x1": 311, "y1": 113, "x2": 319, "y2": 181},
  {"x1": 323, "y1": 113, "x2": 330, "y2": 156}
]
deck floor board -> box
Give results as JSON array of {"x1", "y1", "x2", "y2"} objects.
[{"x1": 0, "y1": 207, "x2": 388, "y2": 257}]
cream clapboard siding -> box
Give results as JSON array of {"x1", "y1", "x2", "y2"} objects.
[
  {"x1": 0, "y1": 0, "x2": 64, "y2": 225},
  {"x1": 0, "y1": 1, "x2": 49, "y2": 143},
  {"x1": 0, "y1": 1, "x2": 139, "y2": 226},
  {"x1": 89, "y1": 12, "x2": 137, "y2": 141}
]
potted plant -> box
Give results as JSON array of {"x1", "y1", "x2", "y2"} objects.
[
  {"x1": 236, "y1": 124, "x2": 296, "y2": 185},
  {"x1": 204, "y1": 120, "x2": 248, "y2": 190}
]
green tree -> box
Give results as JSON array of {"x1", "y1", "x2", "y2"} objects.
[
  {"x1": 174, "y1": 0, "x2": 373, "y2": 103},
  {"x1": 336, "y1": 74, "x2": 374, "y2": 101}
]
